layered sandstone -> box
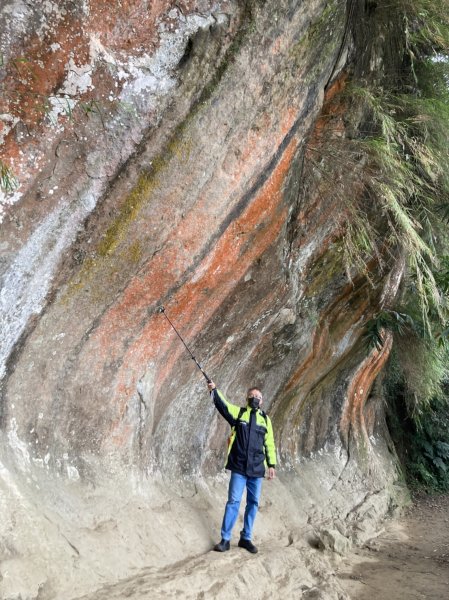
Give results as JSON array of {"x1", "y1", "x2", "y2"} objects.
[{"x1": 0, "y1": 1, "x2": 407, "y2": 598}]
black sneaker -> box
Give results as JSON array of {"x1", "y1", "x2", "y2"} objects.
[
  {"x1": 213, "y1": 538, "x2": 230, "y2": 552},
  {"x1": 238, "y1": 538, "x2": 258, "y2": 553}
]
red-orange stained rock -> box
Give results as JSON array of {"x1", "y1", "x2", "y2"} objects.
[
  {"x1": 306, "y1": 72, "x2": 348, "y2": 150},
  {"x1": 92, "y1": 108, "x2": 298, "y2": 355},
  {"x1": 1, "y1": 20, "x2": 89, "y2": 127},
  {"x1": 87, "y1": 0, "x2": 163, "y2": 52},
  {"x1": 105, "y1": 132, "x2": 299, "y2": 442},
  {"x1": 0, "y1": 1, "x2": 202, "y2": 219},
  {"x1": 340, "y1": 329, "x2": 393, "y2": 443},
  {"x1": 284, "y1": 277, "x2": 371, "y2": 396}
]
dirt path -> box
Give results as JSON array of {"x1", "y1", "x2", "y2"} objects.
[{"x1": 337, "y1": 493, "x2": 449, "y2": 600}]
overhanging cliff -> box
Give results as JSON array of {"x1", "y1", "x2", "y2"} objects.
[{"x1": 0, "y1": 0, "x2": 435, "y2": 598}]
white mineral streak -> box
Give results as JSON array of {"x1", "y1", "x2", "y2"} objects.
[
  {"x1": 7, "y1": 418, "x2": 30, "y2": 472},
  {"x1": 0, "y1": 191, "x2": 98, "y2": 380},
  {"x1": 46, "y1": 96, "x2": 77, "y2": 125},
  {"x1": 0, "y1": 458, "x2": 24, "y2": 499},
  {"x1": 0, "y1": 188, "x2": 22, "y2": 219},
  {"x1": 0, "y1": 114, "x2": 19, "y2": 145},
  {"x1": 0, "y1": 8, "x2": 224, "y2": 378},
  {"x1": 66, "y1": 464, "x2": 80, "y2": 481},
  {"x1": 0, "y1": 1, "x2": 33, "y2": 62},
  {"x1": 333, "y1": 323, "x2": 362, "y2": 357}
]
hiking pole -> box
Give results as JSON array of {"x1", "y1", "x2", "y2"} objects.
[{"x1": 157, "y1": 306, "x2": 212, "y2": 383}]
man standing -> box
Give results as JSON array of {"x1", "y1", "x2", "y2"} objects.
[{"x1": 208, "y1": 381, "x2": 276, "y2": 554}]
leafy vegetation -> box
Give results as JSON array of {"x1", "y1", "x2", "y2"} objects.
[
  {"x1": 364, "y1": 310, "x2": 416, "y2": 350},
  {"x1": 386, "y1": 352, "x2": 449, "y2": 491},
  {"x1": 344, "y1": 0, "x2": 449, "y2": 490},
  {"x1": 382, "y1": 253, "x2": 449, "y2": 491},
  {"x1": 0, "y1": 160, "x2": 18, "y2": 194}
]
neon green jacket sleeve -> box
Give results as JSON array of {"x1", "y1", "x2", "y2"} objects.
[
  {"x1": 264, "y1": 415, "x2": 277, "y2": 468},
  {"x1": 212, "y1": 388, "x2": 241, "y2": 425}
]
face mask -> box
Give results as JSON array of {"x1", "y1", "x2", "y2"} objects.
[{"x1": 247, "y1": 396, "x2": 261, "y2": 410}]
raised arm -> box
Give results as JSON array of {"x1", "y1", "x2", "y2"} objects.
[{"x1": 208, "y1": 381, "x2": 241, "y2": 427}]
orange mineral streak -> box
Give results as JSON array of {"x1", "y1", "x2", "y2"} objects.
[
  {"x1": 306, "y1": 72, "x2": 348, "y2": 150},
  {"x1": 277, "y1": 72, "x2": 378, "y2": 429},
  {"x1": 92, "y1": 107, "x2": 299, "y2": 355},
  {"x1": 276, "y1": 271, "x2": 379, "y2": 449},
  {"x1": 288, "y1": 73, "x2": 351, "y2": 248},
  {"x1": 286, "y1": 288, "x2": 366, "y2": 395},
  {"x1": 340, "y1": 329, "x2": 393, "y2": 444},
  {"x1": 107, "y1": 135, "x2": 299, "y2": 441}
]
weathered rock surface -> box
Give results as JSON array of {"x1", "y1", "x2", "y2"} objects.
[{"x1": 0, "y1": 1, "x2": 409, "y2": 598}]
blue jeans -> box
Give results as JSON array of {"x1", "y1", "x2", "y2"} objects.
[{"x1": 221, "y1": 471, "x2": 263, "y2": 541}]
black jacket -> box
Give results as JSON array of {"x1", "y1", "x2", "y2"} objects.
[{"x1": 212, "y1": 388, "x2": 276, "y2": 478}]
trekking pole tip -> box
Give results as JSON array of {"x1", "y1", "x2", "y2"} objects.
[{"x1": 156, "y1": 305, "x2": 165, "y2": 314}]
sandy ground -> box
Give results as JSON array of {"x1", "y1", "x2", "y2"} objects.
[
  {"x1": 74, "y1": 493, "x2": 449, "y2": 600},
  {"x1": 337, "y1": 493, "x2": 449, "y2": 600},
  {"x1": 73, "y1": 535, "x2": 343, "y2": 600}
]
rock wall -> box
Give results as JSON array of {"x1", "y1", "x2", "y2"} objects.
[{"x1": 0, "y1": 1, "x2": 408, "y2": 598}]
